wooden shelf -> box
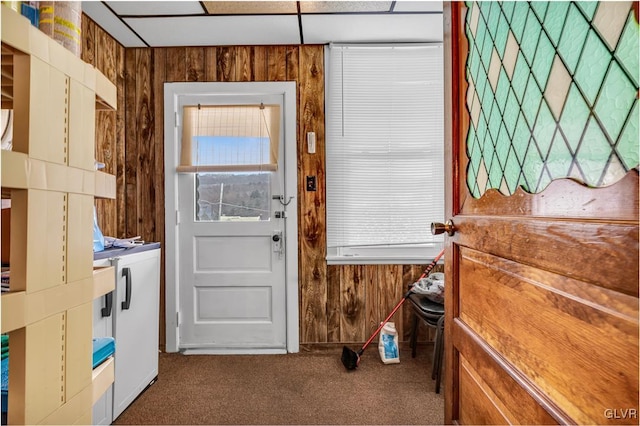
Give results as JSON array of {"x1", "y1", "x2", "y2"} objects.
[
  {"x1": 95, "y1": 170, "x2": 116, "y2": 199},
  {"x1": 1, "y1": 290, "x2": 25, "y2": 333},
  {"x1": 0, "y1": 150, "x2": 28, "y2": 189},
  {"x1": 95, "y1": 71, "x2": 117, "y2": 111},
  {"x1": 1, "y1": 276, "x2": 94, "y2": 334},
  {"x1": 1, "y1": 6, "x2": 116, "y2": 111},
  {"x1": 93, "y1": 266, "x2": 115, "y2": 299},
  {"x1": 92, "y1": 357, "x2": 114, "y2": 405},
  {"x1": 1, "y1": 151, "x2": 116, "y2": 199}
]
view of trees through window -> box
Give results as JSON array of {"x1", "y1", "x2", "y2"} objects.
[{"x1": 195, "y1": 172, "x2": 271, "y2": 221}]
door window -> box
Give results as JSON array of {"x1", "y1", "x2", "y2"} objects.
[{"x1": 195, "y1": 172, "x2": 271, "y2": 222}]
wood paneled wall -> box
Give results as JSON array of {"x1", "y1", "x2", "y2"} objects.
[{"x1": 82, "y1": 16, "x2": 440, "y2": 349}]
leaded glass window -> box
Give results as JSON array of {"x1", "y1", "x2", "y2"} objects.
[{"x1": 465, "y1": 1, "x2": 639, "y2": 197}]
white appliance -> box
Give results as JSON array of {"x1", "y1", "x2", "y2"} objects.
[{"x1": 92, "y1": 244, "x2": 161, "y2": 424}]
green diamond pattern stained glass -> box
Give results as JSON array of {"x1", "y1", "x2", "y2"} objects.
[{"x1": 464, "y1": 1, "x2": 640, "y2": 198}]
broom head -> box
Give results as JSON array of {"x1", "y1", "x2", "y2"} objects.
[{"x1": 341, "y1": 345, "x2": 360, "y2": 370}]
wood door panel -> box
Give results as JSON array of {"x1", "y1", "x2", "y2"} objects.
[
  {"x1": 454, "y1": 321, "x2": 562, "y2": 424},
  {"x1": 457, "y1": 247, "x2": 639, "y2": 424},
  {"x1": 459, "y1": 356, "x2": 510, "y2": 425},
  {"x1": 459, "y1": 172, "x2": 639, "y2": 221},
  {"x1": 453, "y1": 217, "x2": 639, "y2": 297}
]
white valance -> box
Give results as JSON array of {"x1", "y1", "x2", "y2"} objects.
[{"x1": 178, "y1": 104, "x2": 280, "y2": 173}]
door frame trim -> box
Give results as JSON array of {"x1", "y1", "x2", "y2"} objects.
[{"x1": 163, "y1": 81, "x2": 299, "y2": 353}]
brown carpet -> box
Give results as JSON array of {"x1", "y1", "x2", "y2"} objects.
[{"x1": 113, "y1": 345, "x2": 444, "y2": 425}]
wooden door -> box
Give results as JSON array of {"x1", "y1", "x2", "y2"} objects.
[{"x1": 443, "y1": 2, "x2": 639, "y2": 424}]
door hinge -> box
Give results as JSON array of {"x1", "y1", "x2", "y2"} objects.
[
  {"x1": 175, "y1": 111, "x2": 179, "y2": 128},
  {"x1": 176, "y1": 312, "x2": 180, "y2": 327},
  {"x1": 176, "y1": 210, "x2": 180, "y2": 224}
]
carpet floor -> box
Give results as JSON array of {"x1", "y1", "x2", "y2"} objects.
[{"x1": 113, "y1": 345, "x2": 444, "y2": 425}]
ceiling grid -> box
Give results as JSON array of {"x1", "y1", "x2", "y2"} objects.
[{"x1": 81, "y1": 1, "x2": 444, "y2": 47}]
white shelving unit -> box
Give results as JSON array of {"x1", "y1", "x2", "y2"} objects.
[{"x1": 1, "y1": 5, "x2": 117, "y2": 424}]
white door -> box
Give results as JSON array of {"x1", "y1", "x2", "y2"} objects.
[
  {"x1": 175, "y1": 91, "x2": 290, "y2": 352},
  {"x1": 177, "y1": 171, "x2": 287, "y2": 351}
]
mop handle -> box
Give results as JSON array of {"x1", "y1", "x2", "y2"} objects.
[{"x1": 360, "y1": 249, "x2": 445, "y2": 352}]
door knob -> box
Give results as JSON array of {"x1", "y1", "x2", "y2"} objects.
[
  {"x1": 272, "y1": 234, "x2": 281, "y2": 242},
  {"x1": 431, "y1": 220, "x2": 456, "y2": 236}
]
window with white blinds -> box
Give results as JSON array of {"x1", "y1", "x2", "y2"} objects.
[{"x1": 325, "y1": 44, "x2": 445, "y2": 264}]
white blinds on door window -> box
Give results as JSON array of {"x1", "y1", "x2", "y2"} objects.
[
  {"x1": 178, "y1": 104, "x2": 280, "y2": 173},
  {"x1": 325, "y1": 44, "x2": 445, "y2": 263}
]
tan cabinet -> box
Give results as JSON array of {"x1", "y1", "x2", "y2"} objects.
[{"x1": 1, "y1": 6, "x2": 117, "y2": 424}]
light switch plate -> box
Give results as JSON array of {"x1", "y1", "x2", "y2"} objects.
[{"x1": 307, "y1": 132, "x2": 316, "y2": 154}]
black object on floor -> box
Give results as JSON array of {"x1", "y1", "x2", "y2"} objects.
[{"x1": 408, "y1": 293, "x2": 445, "y2": 393}]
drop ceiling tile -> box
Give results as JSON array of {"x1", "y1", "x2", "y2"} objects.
[
  {"x1": 202, "y1": 1, "x2": 297, "y2": 14},
  {"x1": 104, "y1": 1, "x2": 205, "y2": 16},
  {"x1": 302, "y1": 14, "x2": 443, "y2": 44},
  {"x1": 393, "y1": 1, "x2": 443, "y2": 13},
  {"x1": 81, "y1": 1, "x2": 147, "y2": 47},
  {"x1": 124, "y1": 15, "x2": 301, "y2": 46},
  {"x1": 299, "y1": 1, "x2": 392, "y2": 13}
]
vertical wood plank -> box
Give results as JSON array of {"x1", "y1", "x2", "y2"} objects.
[
  {"x1": 165, "y1": 47, "x2": 186, "y2": 82},
  {"x1": 267, "y1": 46, "x2": 286, "y2": 81},
  {"x1": 153, "y1": 47, "x2": 167, "y2": 350},
  {"x1": 124, "y1": 48, "x2": 139, "y2": 238},
  {"x1": 340, "y1": 265, "x2": 365, "y2": 342},
  {"x1": 217, "y1": 46, "x2": 236, "y2": 82},
  {"x1": 402, "y1": 265, "x2": 415, "y2": 341},
  {"x1": 298, "y1": 45, "x2": 327, "y2": 343},
  {"x1": 136, "y1": 49, "x2": 155, "y2": 240},
  {"x1": 364, "y1": 265, "x2": 379, "y2": 338},
  {"x1": 93, "y1": 25, "x2": 122, "y2": 238},
  {"x1": 115, "y1": 44, "x2": 126, "y2": 238},
  {"x1": 236, "y1": 46, "x2": 253, "y2": 81},
  {"x1": 95, "y1": 108, "x2": 116, "y2": 237},
  {"x1": 96, "y1": 27, "x2": 117, "y2": 83},
  {"x1": 185, "y1": 47, "x2": 205, "y2": 82},
  {"x1": 81, "y1": 17, "x2": 95, "y2": 66},
  {"x1": 253, "y1": 47, "x2": 268, "y2": 81},
  {"x1": 326, "y1": 264, "x2": 341, "y2": 342},
  {"x1": 203, "y1": 47, "x2": 218, "y2": 81},
  {"x1": 377, "y1": 265, "x2": 403, "y2": 337},
  {"x1": 285, "y1": 46, "x2": 299, "y2": 82}
]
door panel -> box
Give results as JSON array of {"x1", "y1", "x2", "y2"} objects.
[
  {"x1": 194, "y1": 236, "x2": 272, "y2": 271},
  {"x1": 454, "y1": 325, "x2": 560, "y2": 425},
  {"x1": 458, "y1": 247, "x2": 638, "y2": 423},
  {"x1": 195, "y1": 286, "x2": 273, "y2": 322},
  {"x1": 453, "y1": 215, "x2": 639, "y2": 295},
  {"x1": 458, "y1": 357, "x2": 511, "y2": 425},
  {"x1": 444, "y1": 2, "x2": 639, "y2": 424}
]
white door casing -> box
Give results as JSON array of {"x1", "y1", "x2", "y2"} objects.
[{"x1": 164, "y1": 82, "x2": 299, "y2": 353}]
